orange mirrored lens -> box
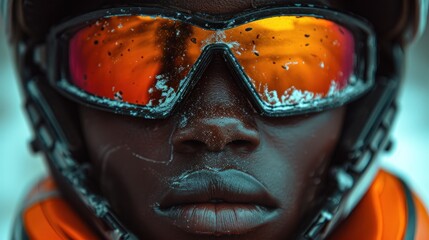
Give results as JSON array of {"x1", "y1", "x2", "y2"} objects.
[
  {"x1": 224, "y1": 16, "x2": 355, "y2": 106},
  {"x1": 69, "y1": 16, "x2": 207, "y2": 106},
  {"x1": 69, "y1": 15, "x2": 355, "y2": 108}
]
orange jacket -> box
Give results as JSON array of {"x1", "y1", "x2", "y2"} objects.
[{"x1": 14, "y1": 170, "x2": 429, "y2": 239}]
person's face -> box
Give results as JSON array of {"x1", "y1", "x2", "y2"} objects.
[{"x1": 79, "y1": 0, "x2": 346, "y2": 239}]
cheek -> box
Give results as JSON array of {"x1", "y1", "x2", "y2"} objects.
[
  {"x1": 255, "y1": 107, "x2": 345, "y2": 218},
  {"x1": 79, "y1": 105, "x2": 346, "y2": 239},
  {"x1": 79, "y1": 105, "x2": 177, "y2": 167},
  {"x1": 95, "y1": 147, "x2": 169, "y2": 220},
  {"x1": 78, "y1": 106, "x2": 177, "y2": 213}
]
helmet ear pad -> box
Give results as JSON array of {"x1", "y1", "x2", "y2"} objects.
[{"x1": 343, "y1": 0, "x2": 423, "y2": 45}]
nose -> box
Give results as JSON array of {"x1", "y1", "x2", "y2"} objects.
[{"x1": 172, "y1": 55, "x2": 260, "y2": 153}]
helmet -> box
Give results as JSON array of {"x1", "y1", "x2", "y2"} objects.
[{"x1": 1, "y1": 0, "x2": 428, "y2": 239}]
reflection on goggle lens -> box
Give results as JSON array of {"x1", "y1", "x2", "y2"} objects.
[{"x1": 68, "y1": 15, "x2": 355, "y2": 112}]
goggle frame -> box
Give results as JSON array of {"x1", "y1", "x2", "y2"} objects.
[{"x1": 47, "y1": 5, "x2": 377, "y2": 119}]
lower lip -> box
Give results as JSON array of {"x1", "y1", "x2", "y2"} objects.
[{"x1": 155, "y1": 204, "x2": 279, "y2": 235}]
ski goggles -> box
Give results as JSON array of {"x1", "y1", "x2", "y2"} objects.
[{"x1": 47, "y1": 6, "x2": 376, "y2": 118}]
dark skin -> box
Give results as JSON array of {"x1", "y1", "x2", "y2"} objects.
[{"x1": 79, "y1": 0, "x2": 346, "y2": 239}]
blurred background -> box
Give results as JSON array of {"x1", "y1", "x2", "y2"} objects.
[{"x1": 1, "y1": 18, "x2": 428, "y2": 240}]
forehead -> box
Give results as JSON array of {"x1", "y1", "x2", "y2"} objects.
[
  {"x1": 20, "y1": 0, "x2": 346, "y2": 40},
  {"x1": 98, "y1": 0, "x2": 341, "y2": 14}
]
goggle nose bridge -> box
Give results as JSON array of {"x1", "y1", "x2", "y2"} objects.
[{"x1": 175, "y1": 43, "x2": 265, "y2": 115}]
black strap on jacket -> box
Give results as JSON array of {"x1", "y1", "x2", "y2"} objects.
[{"x1": 400, "y1": 179, "x2": 417, "y2": 240}]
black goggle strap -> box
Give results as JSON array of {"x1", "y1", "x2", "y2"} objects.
[{"x1": 301, "y1": 75, "x2": 399, "y2": 239}]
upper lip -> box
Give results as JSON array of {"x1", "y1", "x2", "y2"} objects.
[{"x1": 158, "y1": 169, "x2": 279, "y2": 209}]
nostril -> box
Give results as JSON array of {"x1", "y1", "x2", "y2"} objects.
[
  {"x1": 172, "y1": 119, "x2": 260, "y2": 154},
  {"x1": 176, "y1": 140, "x2": 207, "y2": 153},
  {"x1": 230, "y1": 139, "x2": 258, "y2": 153}
]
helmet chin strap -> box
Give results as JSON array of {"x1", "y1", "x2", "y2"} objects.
[
  {"x1": 18, "y1": 39, "x2": 136, "y2": 239},
  {"x1": 25, "y1": 78, "x2": 136, "y2": 240},
  {"x1": 301, "y1": 77, "x2": 398, "y2": 239},
  {"x1": 300, "y1": 43, "x2": 404, "y2": 239}
]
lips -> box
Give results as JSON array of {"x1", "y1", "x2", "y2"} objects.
[{"x1": 154, "y1": 169, "x2": 280, "y2": 236}]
